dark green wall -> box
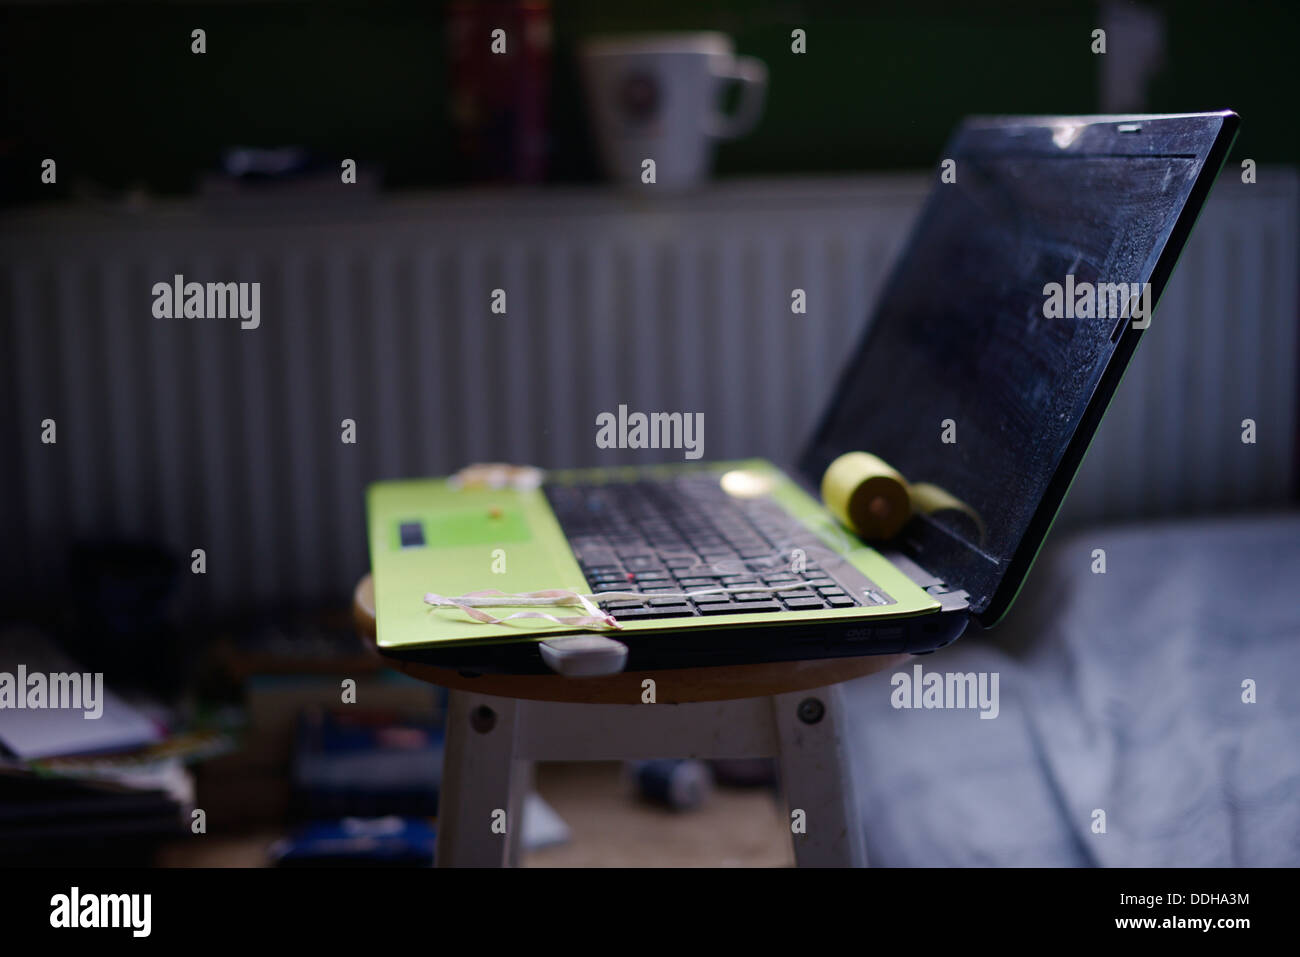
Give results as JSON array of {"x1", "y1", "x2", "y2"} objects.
[{"x1": 1, "y1": 0, "x2": 1294, "y2": 203}]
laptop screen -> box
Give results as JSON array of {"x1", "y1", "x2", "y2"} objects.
[{"x1": 799, "y1": 114, "x2": 1235, "y2": 621}]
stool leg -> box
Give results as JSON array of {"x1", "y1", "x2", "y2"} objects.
[
  {"x1": 436, "y1": 690, "x2": 528, "y2": 867},
  {"x1": 773, "y1": 683, "x2": 867, "y2": 867}
]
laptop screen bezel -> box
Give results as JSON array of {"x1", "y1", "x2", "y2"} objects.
[{"x1": 796, "y1": 111, "x2": 1240, "y2": 627}]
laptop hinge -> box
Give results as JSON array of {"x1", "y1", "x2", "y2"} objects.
[
  {"x1": 881, "y1": 549, "x2": 970, "y2": 613},
  {"x1": 785, "y1": 466, "x2": 972, "y2": 614}
]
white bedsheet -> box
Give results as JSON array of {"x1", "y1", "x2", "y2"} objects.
[{"x1": 843, "y1": 514, "x2": 1300, "y2": 866}]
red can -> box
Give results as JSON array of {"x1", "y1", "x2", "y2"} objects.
[{"x1": 447, "y1": 1, "x2": 552, "y2": 183}]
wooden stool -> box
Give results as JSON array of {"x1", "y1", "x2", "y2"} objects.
[{"x1": 353, "y1": 575, "x2": 904, "y2": 866}]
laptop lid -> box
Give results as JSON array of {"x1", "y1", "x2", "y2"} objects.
[{"x1": 798, "y1": 111, "x2": 1239, "y2": 627}]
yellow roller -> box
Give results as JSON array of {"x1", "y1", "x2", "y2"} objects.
[
  {"x1": 821, "y1": 452, "x2": 913, "y2": 541},
  {"x1": 820, "y1": 451, "x2": 986, "y2": 544}
]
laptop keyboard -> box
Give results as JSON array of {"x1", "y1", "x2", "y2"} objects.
[{"x1": 544, "y1": 473, "x2": 894, "y2": 621}]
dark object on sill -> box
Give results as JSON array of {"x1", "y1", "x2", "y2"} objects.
[{"x1": 198, "y1": 147, "x2": 381, "y2": 211}]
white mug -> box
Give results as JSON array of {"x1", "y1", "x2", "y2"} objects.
[{"x1": 580, "y1": 33, "x2": 768, "y2": 190}]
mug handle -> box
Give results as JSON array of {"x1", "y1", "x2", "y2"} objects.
[{"x1": 706, "y1": 55, "x2": 768, "y2": 141}]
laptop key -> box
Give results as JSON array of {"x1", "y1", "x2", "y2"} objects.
[
  {"x1": 578, "y1": 549, "x2": 618, "y2": 567},
  {"x1": 825, "y1": 595, "x2": 857, "y2": 608},
  {"x1": 783, "y1": 597, "x2": 827, "y2": 610},
  {"x1": 679, "y1": 567, "x2": 725, "y2": 579},
  {"x1": 609, "y1": 606, "x2": 696, "y2": 620},
  {"x1": 698, "y1": 600, "x2": 783, "y2": 615}
]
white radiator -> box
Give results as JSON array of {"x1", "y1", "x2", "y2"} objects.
[
  {"x1": 1059, "y1": 171, "x2": 1299, "y2": 525},
  {"x1": 2, "y1": 173, "x2": 1295, "y2": 610}
]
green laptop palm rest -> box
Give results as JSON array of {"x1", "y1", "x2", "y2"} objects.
[{"x1": 366, "y1": 459, "x2": 939, "y2": 658}]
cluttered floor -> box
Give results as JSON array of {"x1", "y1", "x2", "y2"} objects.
[
  {"x1": 0, "y1": 604, "x2": 792, "y2": 869},
  {"x1": 153, "y1": 762, "x2": 793, "y2": 868}
]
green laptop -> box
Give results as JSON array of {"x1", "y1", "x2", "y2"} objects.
[{"x1": 366, "y1": 112, "x2": 1237, "y2": 675}]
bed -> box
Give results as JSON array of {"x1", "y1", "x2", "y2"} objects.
[{"x1": 844, "y1": 514, "x2": 1300, "y2": 866}]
